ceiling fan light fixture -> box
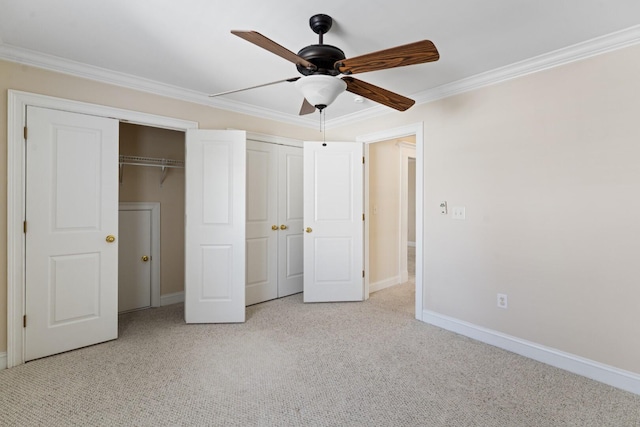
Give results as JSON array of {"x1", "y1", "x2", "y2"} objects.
[{"x1": 295, "y1": 75, "x2": 347, "y2": 110}]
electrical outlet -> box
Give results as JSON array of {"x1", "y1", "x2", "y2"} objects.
[
  {"x1": 439, "y1": 201, "x2": 447, "y2": 214},
  {"x1": 497, "y1": 293, "x2": 508, "y2": 309},
  {"x1": 452, "y1": 206, "x2": 466, "y2": 220}
]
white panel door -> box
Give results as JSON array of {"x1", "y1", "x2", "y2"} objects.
[
  {"x1": 246, "y1": 140, "x2": 278, "y2": 305},
  {"x1": 25, "y1": 106, "x2": 118, "y2": 361},
  {"x1": 245, "y1": 141, "x2": 303, "y2": 304},
  {"x1": 118, "y1": 209, "x2": 152, "y2": 312},
  {"x1": 185, "y1": 130, "x2": 246, "y2": 323},
  {"x1": 278, "y1": 145, "x2": 304, "y2": 297},
  {"x1": 303, "y1": 141, "x2": 364, "y2": 302}
]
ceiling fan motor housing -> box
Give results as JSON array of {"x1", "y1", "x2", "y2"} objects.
[{"x1": 296, "y1": 44, "x2": 345, "y2": 76}]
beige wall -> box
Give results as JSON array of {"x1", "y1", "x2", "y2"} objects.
[
  {"x1": 2, "y1": 42, "x2": 640, "y2": 376},
  {"x1": 368, "y1": 139, "x2": 401, "y2": 285},
  {"x1": 119, "y1": 123, "x2": 185, "y2": 296},
  {"x1": 331, "y1": 44, "x2": 640, "y2": 374}
]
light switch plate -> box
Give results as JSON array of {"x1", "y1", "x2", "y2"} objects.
[{"x1": 452, "y1": 206, "x2": 465, "y2": 220}]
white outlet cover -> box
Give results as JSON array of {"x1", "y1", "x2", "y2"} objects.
[{"x1": 497, "y1": 293, "x2": 508, "y2": 309}]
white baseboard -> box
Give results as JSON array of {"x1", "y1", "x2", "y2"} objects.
[
  {"x1": 0, "y1": 352, "x2": 6, "y2": 370},
  {"x1": 370, "y1": 276, "x2": 402, "y2": 293},
  {"x1": 422, "y1": 310, "x2": 640, "y2": 396},
  {"x1": 161, "y1": 291, "x2": 184, "y2": 306}
]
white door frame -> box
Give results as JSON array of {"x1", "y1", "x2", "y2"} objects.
[
  {"x1": 357, "y1": 123, "x2": 424, "y2": 320},
  {"x1": 7, "y1": 90, "x2": 198, "y2": 368},
  {"x1": 119, "y1": 202, "x2": 161, "y2": 309}
]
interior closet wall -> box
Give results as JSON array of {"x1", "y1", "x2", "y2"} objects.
[{"x1": 119, "y1": 123, "x2": 185, "y2": 297}]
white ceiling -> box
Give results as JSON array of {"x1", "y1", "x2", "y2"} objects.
[{"x1": 1, "y1": 0, "x2": 640, "y2": 127}]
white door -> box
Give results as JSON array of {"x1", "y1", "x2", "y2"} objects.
[
  {"x1": 245, "y1": 141, "x2": 278, "y2": 305},
  {"x1": 277, "y1": 145, "x2": 304, "y2": 297},
  {"x1": 303, "y1": 141, "x2": 364, "y2": 302},
  {"x1": 185, "y1": 130, "x2": 246, "y2": 323},
  {"x1": 25, "y1": 106, "x2": 119, "y2": 361},
  {"x1": 245, "y1": 141, "x2": 303, "y2": 304},
  {"x1": 118, "y1": 209, "x2": 152, "y2": 312}
]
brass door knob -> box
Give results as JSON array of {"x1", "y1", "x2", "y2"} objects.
[
  {"x1": 106, "y1": 235, "x2": 116, "y2": 243},
  {"x1": 280, "y1": 224, "x2": 288, "y2": 230},
  {"x1": 141, "y1": 255, "x2": 149, "y2": 262},
  {"x1": 305, "y1": 227, "x2": 313, "y2": 233},
  {"x1": 271, "y1": 225, "x2": 278, "y2": 230}
]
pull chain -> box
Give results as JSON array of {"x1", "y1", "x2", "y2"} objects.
[
  {"x1": 322, "y1": 109, "x2": 326, "y2": 144},
  {"x1": 318, "y1": 109, "x2": 326, "y2": 143}
]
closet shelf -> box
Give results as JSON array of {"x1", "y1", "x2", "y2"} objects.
[{"x1": 119, "y1": 155, "x2": 184, "y2": 186}]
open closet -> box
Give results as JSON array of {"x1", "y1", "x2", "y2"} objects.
[
  {"x1": 117, "y1": 125, "x2": 303, "y2": 312},
  {"x1": 118, "y1": 123, "x2": 185, "y2": 312}
]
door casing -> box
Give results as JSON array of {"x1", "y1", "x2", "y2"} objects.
[
  {"x1": 358, "y1": 123, "x2": 424, "y2": 320},
  {"x1": 7, "y1": 90, "x2": 197, "y2": 367}
]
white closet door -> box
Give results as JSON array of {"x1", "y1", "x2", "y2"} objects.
[
  {"x1": 245, "y1": 141, "x2": 303, "y2": 304},
  {"x1": 277, "y1": 145, "x2": 304, "y2": 297},
  {"x1": 303, "y1": 141, "x2": 364, "y2": 302},
  {"x1": 246, "y1": 140, "x2": 278, "y2": 305},
  {"x1": 25, "y1": 106, "x2": 119, "y2": 361},
  {"x1": 184, "y1": 129, "x2": 246, "y2": 323}
]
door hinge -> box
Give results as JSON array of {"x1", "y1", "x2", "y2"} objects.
[
  {"x1": 362, "y1": 270, "x2": 365, "y2": 278},
  {"x1": 23, "y1": 221, "x2": 27, "y2": 233},
  {"x1": 362, "y1": 213, "x2": 365, "y2": 221},
  {"x1": 23, "y1": 315, "x2": 27, "y2": 328},
  {"x1": 362, "y1": 156, "x2": 365, "y2": 164},
  {"x1": 24, "y1": 126, "x2": 28, "y2": 140}
]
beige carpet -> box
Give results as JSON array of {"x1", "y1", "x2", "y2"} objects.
[{"x1": 1, "y1": 282, "x2": 639, "y2": 426}]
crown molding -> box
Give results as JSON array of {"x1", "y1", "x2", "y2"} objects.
[
  {"x1": 412, "y1": 24, "x2": 640, "y2": 105},
  {"x1": 326, "y1": 24, "x2": 640, "y2": 129},
  {"x1": 0, "y1": 43, "x2": 318, "y2": 129},
  {"x1": 2, "y1": 24, "x2": 639, "y2": 130}
]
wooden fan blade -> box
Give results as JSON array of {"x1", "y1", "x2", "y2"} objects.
[
  {"x1": 342, "y1": 77, "x2": 415, "y2": 111},
  {"x1": 336, "y1": 40, "x2": 439, "y2": 75},
  {"x1": 209, "y1": 77, "x2": 300, "y2": 97},
  {"x1": 231, "y1": 30, "x2": 316, "y2": 71},
  {"x1": 299, "y1": 98, "x2": 316, "y2": 115}
]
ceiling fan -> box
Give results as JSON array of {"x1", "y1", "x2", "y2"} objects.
[{"x1": 210, "y1": 14, "x2": 440, "y2": 115}]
